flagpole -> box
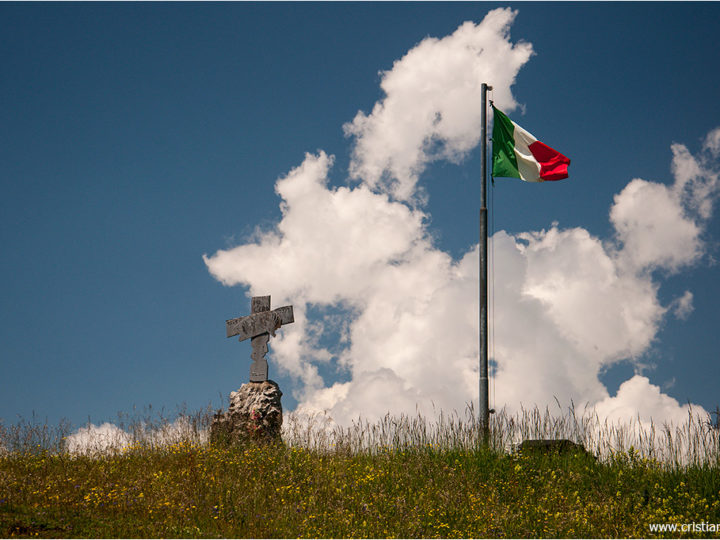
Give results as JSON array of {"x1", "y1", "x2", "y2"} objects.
[{"x1": 479, "y1": 82, "x2": 491, "y2": 443}]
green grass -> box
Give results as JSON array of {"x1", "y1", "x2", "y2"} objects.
[{"x1": 1, "y1": 406, "x2": 719, "y2": 538}]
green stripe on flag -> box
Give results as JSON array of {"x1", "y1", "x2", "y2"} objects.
[{"x1": 491, "y1": 106, "x2": 521, "y2": 179}]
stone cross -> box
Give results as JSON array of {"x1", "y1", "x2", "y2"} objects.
[{"x1": 226, "y1": 295, "x2": 294, "y2": 382}]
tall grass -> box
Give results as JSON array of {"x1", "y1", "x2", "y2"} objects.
[
  {"x1": 0, "y1": 413, "x2": 72, "y2": 456},
  {"x1": 283, "y1": 403, "x2": 720, "y2": 468},
  {"x1": 2, "y1": 402, "x2": 717, "y2": 466}
]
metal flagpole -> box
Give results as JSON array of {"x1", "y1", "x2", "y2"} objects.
[{"x1": 479, "y1": 82, "x2": 491, "y2": 443}]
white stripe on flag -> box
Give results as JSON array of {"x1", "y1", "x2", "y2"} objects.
[{"x1": 512, "y1": 122, "x2": 542, "y2": 182}]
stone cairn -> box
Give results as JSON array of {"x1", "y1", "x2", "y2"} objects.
[
  {"x1": 211, "y1": 380, "x2": 283, "y2": 445},
  {"x1": 210, "y1": 296, "x2": 293, "y2": 446}
]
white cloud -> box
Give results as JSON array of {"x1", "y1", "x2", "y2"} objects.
[
  {"x1": 672, "y1": 137, "x2": 720, "y2": 220},
  {"x1": 206, "y1": 131, "x2": 718, "y2": 428},
  {"x1": 491, "y1": 227, "x2": 662, "y2": 412},
  {"x1": 64, "y1": 417, "x2": 208, "y2": 455},
  {"x1": 670, "y1": 290, "x2": 694, "y2": 320},
  {"x1": 704, "y1": 127, "x2": 720, "y2": 158},
  {"x1": 204, "y1": 10, "x2": 719, "y2": 432},
  {"x1": 491, "y1": 135, "x2": 717, "y2": 418},
  {"x1": 592, "y1": 375, "x2": 696, "y2": 432},
  {"x1": 609, "y1": 128, "x2": 719, "y2": 275},
  {"x1": 610, "y1": 178, "x2": 703, "y2": 273},
  {"x1": 65, "y1": 422, "x2": 132, "y2": 455},
  {"x1": 344, "y1": 8, "x2": 533, "y2": 202},
  {"x1": 204, "y1": 150, "x2": 431, "y2": 393}
]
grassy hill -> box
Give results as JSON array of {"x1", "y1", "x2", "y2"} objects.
[{"x1": 1, "y1": 407, "x2": 718, "y2": 538}]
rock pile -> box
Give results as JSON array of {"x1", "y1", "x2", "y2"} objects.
[{"x1": 211, "y1": 380, "x2": 283, "y2": 445}]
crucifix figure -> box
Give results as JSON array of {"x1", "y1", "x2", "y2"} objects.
[{"x1": 226, "y1": 295, "x2": 294, "y2": 382}]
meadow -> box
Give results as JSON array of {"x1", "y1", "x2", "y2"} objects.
[{"x1": 1, "y1": 405, "x2": 719, "y2": 538}]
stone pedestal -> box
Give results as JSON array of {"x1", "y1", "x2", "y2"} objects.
[{"x1": 211, "y1": 380, "x2": 283, "y2": 445}]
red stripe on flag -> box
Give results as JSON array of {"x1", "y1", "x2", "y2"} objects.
[{"x1": 528, "y1": 141, "x2": 570, "y2": 181}]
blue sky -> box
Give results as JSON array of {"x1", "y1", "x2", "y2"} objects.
[{"x1": 2, "y1": 2, "x2": 719, "y2": 432}]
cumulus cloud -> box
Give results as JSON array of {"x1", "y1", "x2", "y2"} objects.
[
  {"x1": 593, "y1": 375, "x2": 695, "y2": 427},
  {"x1": 65, "y1": 422, "x2": 133, "y2": 455},
  {"x1": 610, "y1": 136, "x2": 719, "y2": 274},
  {"x1": 65, "y1": 417, "x2": 208, "y2": 455},
  {"x1": 482, "y1": 135, "x2": 717, "y2": 423},
  {"x1": 204, "y1": 9, "x2": 719, "y2": 430},
  {"x1": 491, "y1": 227, "x2": 661, "y2": 412},
  {"x1": 610, "y1": 178, "x2": 703, "y2": 273},
  {"x1": 343, "y1": 8, "x2": 532, "y2": 202},
  {"x1": 203, "y1": 150, "x2": 430, "y2": 393}
]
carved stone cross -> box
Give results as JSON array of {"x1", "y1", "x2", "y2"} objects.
[{"x1": 226, "y1": 296, "x2": 294, "y2": 382}]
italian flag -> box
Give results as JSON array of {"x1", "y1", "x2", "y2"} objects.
[{"x1": 491, "y1": 105, "x2": 570, "y2": 182}]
